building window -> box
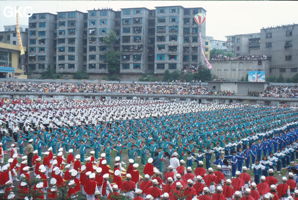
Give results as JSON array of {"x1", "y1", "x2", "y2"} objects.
[
  {"x1": 99, "y1": 55, "x2": 106, "y2": 61},
  {"x1": 89, "y1": 55, "x2": 96, "y2": 60},
  {"x1": 133, "y1": 36, "x2": 141, "y2": 43},
  {"x1": 37, "y1": 56, "x2": 45, "y2": 61},
  {"x1": 156, "y1": 63, "x2": 165, "y2": 69},
  {"x1": 157, "y1": 8, "x2": 165, "y2": 14},
  {"x1": 39, "y1": 22, "x2": 46, "y2": 28},
  {"x1": 133, "y1": 27, "x2": 142, "y2": 34},
  {"x1": 134, "y1": 9, "x2": 142, "y2": 14},
  {"x1": 157, "y1": 36, "x2": 166, "y2": 42},
  {"x1": 192, "y1": 37, "x2": 198, "y2": 42},
  {"x1": 123, "y1": 9, "x2": 130, "y2": 15},
  {"x1": 192, "y1": 55, "x2": 198, "y2": 61},
  {"x1": 29, "y1": 64, "x2": 36, "y2": 70},
  {"x1": 169, "y1": 63, "x2": 177, "y2": 69},
  {"x1": 89, "y1": 46, "x2": 96, "y2": 52},
  {"x1": 133, "y1": 18, "x2": 142, "y2": 24},
  {"x1": 183, "y1": 55, "x2": 189, "y2": 61},
  {"x1": 58, "y1": 30, "x2": 65, "y2": 36},
  {"x1": 38, "y1": 31, "x2": 46, "y2": 37},
  {"x1": 169, "y1": 46, "x2": 177, "y2": 52},
  {"x1": 156, "y1": 54, "x2": 166, "y2": 61},
  {"x1": 39, "y1": 14, "x2": 46, "y2": 19},
  {"x1": 280, "y1": 68, "x2": 286, "y2": 73},
  {"x1": 183, "y1": 28, "x2": 190, "y2": 34},
  {"x1": 192, "y1": 27, "x2": 198, "y2": 34},
  {"x1": 29, "y1": 39, "x2": 36, "y2": 45},
  {"x1": 157, "y1": 45, "x2": 166, "y2": 51},
  {"x1": 99, "y1": 28, "x2": 107, "y2": 35},
  {"x1": 266, "y1": 32, "x2": 272, "y2": 39},
  {"x1": 99, "y1": 46, "x2": 107, "y2": 51},
  {"x1": 29, "y1": 31, "x2": 36, "y2": 36},
  {"x1": 68, "y1": 12, "x2": 76, "y2": 18},
  {"x1": 58, "y1": 55, "x2": 65, "y2": 61},
  {"x1": 39, "y1": 47, "x2": 45, "y2": 53},
  {"x1": 168, "y1": 55, "x2": 177, "y2": 60},
  {"x1": 265, "y1": 42, "x2": 272, "y2": 48},
  {"x1": 267, "y1": 56, "x2": 272, "y2": 61},
  {"x1": 38, "y1": 64, "x2": 45, "y2": 69},
  {"x1": 68, "y1": 20, "x2": 76, "y2": 27},
  {"x1": 157, "y1": 26, "x2": 166, "y2": 33},
  {"x1": 29, "y1": 47, "x2": 35, "y2": 53},
  {"x1": 38, "y1": 39, "x2": 45, "y2": 45},
  {"x1": 58, "y1": 38, "x2": 65, "y2": 44},
  {"x1": 122, "y1": 63, "x2": 130, "y2": 69},
  {"x1": 58, "y1": 13, "x2": 66, "y2": 19},
  {"x1": 291, "y1": 68, "x2": 297, "y2": 72},
  {"x1": 133, "y1": 54, "x2": 141, "y2": 61},
  {"x1": 285, "y1": 41, "x2": 293, "y2": 49},
  {"x1": 169, "y1": 35, "x2": 177, "y2": 41},
  {"x1": 88, "y1": 64, "x2": 96, "y2": 69},
  {"x1": 122, "y1": 55, "x2": 130, "y2": 61},
  {"x1": 99, "y1": 64, "x2": 106, "y2": 69},
  {"x1": 100, "y1": 10, "x2": 108, "y2": 16},
  {"x1": 58, "y1": 64, "x2": 65, "y2": 69},
  {"x1": 184, "y1": 37, "x2": 190, "y2": 43},
  {"x1": 169, "y1": 17, "x2": 178, "y2": 23},
  {"x1": 169, "y1": 8, "x2": 177, "y2": 13},
  {"x1": 68, "y1": 29, "x2": 76, "y2": 35},
  {"x1": 205, "y1": 48, "x2": 209, "y2": 51},
  {"x1": 99, "y1": 19, "x2": 107, "y2": 25},
  {"x1": 68, "y1": 47, "x2": 75, "y2": 52},
  {"x1": 89, "y1": 11, "x2": 96, "y2": 17},
  {"x1": 286, "y1": 30, "x2": 292, "y2": 37},
  {"x1": 122, "y1": 36, "x2": 130, "y2": 43},
  {"x1": 122, "y1": 27, "x2": 130, "y2": 33},
  {"x1": 133, "y1": 63, "x2": 141, "y2": 69},
  {"x1": 169, "y1": 26, "x2": 178, "y2": 33},
  {"x1": 285, "y1": 55, "x2": 292, "y2": 61},
  {"x1": 89, "y1": 28, "x2": 96, "y2": 36},
  {"x1": 68, "y1": 55, "x2": 75, "y2": 61},
  {"x1": 58, "y1": 47, "x2": 65, "y2": 52},
  {"x1": 58, "y1": 21, "x2": 65, "y2": 27},
  {"x1": 89, "y1": 20, "x2": 96, "y2": 26},
  {"x1": 29, "y1": 23, "x2": 36, "y2": 28},
  {"x1": 68, "y1": 38, "x2": 75, "y2": 44},
  {"x1": 157, "y1": 17, "x2": 166, "y2": 23},
  {"x1": 68, "y1": 64, "x2": 75, "y2": 69}
]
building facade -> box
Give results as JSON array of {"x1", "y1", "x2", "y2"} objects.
[
  {"x1": 27, "y1": 13, "x2": 56, "y2": 74},
  {"x1": 0, "y1": 25, "x2": 28, "y2": 47},
  {"x1": 226, "y1": 33, "x2": 261, "y2": 57},
  {"x1": 260, "y1": 24, "x2": 298, "y2": 79},
  {"x1": 56, "y1": 11, "x2": 86, "y2": 74}
]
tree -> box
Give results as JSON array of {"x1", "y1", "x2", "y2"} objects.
[
  {"x1": 40, "y1": 67, "x2": 61, "y2": 79},
  {"x1": 103, "y1": 31, "x2": 120, "y2": 75},
  {"x1": 193, "y1": 68, "x2": 212, "y2": 82},
  {"x1": 291, "y1": 73, "x2": 298, "y2": 83},
  {"x1": 210, "y1": 49, "x2": 234, "y2": 59},
  {"x1": 163, "y1": 70, "x2": 180, "y2": 82},
  {"x1": 277, "y1": 75, "x2": 284, "y2": 83}
]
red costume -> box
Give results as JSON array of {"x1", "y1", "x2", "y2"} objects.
[
  {"x1": 239, "y1": 172, "x2": 250, "y2": 184},
  {"x1": 121, "y1": 180, "x2": 136, "y2": 192},
  {"x1": 223, "y1": 184, "x2": 234, "y2": 198},
  {"x1": 176, "y1": 165, "x2": 186, "y2": 175},
  {"x1": 184, "y1": 186, "x2": 197, "y2": 200},
  {"x1": 193, "y1": 182, "x2": 205, "y2": 195},
  {"x1": 67, "y1": 153, "x2": 74, "y2": 164},
  {"x1": 266, "y1": 176, "x2": 278, "y2": 186},
  {"x1": 195, "y1": 167, "x2": 206, "y2": 177},
  {"x1": 277, "y1": 183, "x2": 289, "y2": 198},
  {"x1": 257, "y1": 182, "x2": 270, "y2": 195},
  {"x1": 146, "y1": 186, "x2": 163, "y2": 198},
  {"x1": 84, "y1": 179, "x2": 97, "y2": 195},
  {"x1": 131, "y1": 169, "x2": 140, "y2": 183},
  {"x1": 250, "y1": 189, "x2": 260, "y2": 200},
  {"x1": 231, "y1": 177, "x2": 244, "y2": 191},
  {"x1": 143, "y1": 163, "x2": 154, "y2": 176}
]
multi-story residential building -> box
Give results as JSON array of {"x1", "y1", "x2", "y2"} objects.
[
  {"x1": 154, "y1": 6, "x2": 184, "y2": 74},
  {"x1": 0, "y1": 25, "x2": 28, "y2": 47},
  {"x1": 120, "y1": 7, "x2": 150, "y2": 74},
  {"x1": 206, "y1": 36, "x2": 227, "y2": 50},
  {"x1": 226, "y1": 33, "x2": 261, "y2": 56},
  {"x1": 27, "y1": 13, "x2": 56, "y2": 74},
  {"x1": 182, "y1": 7, "x2": 206, "y2": 72},
  {"x1": 56, "y1": 11, "x2": 86, "y2": 74},
  {"x1": 261, "y1": 24, "x2": 298, "y2": 79},
  {"x1": 87, "y1": 9, "x2": 116, "y2": 74}
]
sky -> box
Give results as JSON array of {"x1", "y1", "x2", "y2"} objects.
[{"x1": 0, "y1": 1, "x2": 298, "y2": 40}]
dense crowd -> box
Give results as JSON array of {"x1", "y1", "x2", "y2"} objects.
[
  {"x1": 260, "y1": 86, "x2": 298, "y2": 98},
  {"x1": 0, "y1": 81, "x2": 213, "y2": 95},
  {"x1": 211, "y1": 55, "x2": 268, "y2": 62},
  {"x1": 0, "y1": 98, "x2": 297, "y2": 199}
]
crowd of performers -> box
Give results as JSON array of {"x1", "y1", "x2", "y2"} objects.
[{"x1": 0, "y1": 99, "x2": 298, "y2": 199}]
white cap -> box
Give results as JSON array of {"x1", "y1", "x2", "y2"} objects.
[
  {"x1": 57, "y1": 152, "x2": 62, "y2": 156},
  {"x1": 23, "y1": 166, "x2": 30, "y2": 171},
  {"x1": 245, "y1": 188, "x2": 251, "y2": 193},
  {"x1": 270, "y1": 185, "x2": 276, "y2": 190},
  {"x1": 96, "y1": 167, "x2": 102, "y2": 173},
  {"x1": 22, "y1": 156, "x2": 27, "y2": 160},
  {"x1": 8, "y1": 158, "x2": 13, "y2": 163},
  {"x1": 217, "y1": 186, "x2": 223, "y2": 191},
  {"x1": 68, "y1": 180, "x2": 75, "y2": 186},
  {"x1": 203, "y1": 187, "x2": 210, "y2": 192},
  {"x1": 187, "y1": 167, "x2": 192, "y2": 171},
  {"x1": 126, "y1": 173, "x2": 132, "y2": 178},
  {"x1": 114, "y1": 170, "x2": 121, "y2": 176},
  {"x1": 68, "y1": 149, "x2": 73, "y2": 153},
  {"x1": 226, "y1": 179, "x2": 231, "y2": 184},
  {"x1": 282, "y1": 176, "x2": 287, "y2": 181},
  {"x1": 242, "y1": 166, "x2": 247, "y2": 171},
  {"x1": 261, "y1": 176, "x2": 266, "y2": 181},
  {"x1": 135, "y1": 189, "x2": 142, "y2": 194},
  {"x1": 133, "y1": 163, "x2": 139, "y2": 168},
  {"x1": 89, "y1": 173, "x2": 95, "y2": 179},
  {"x1": 176, "y1": 173, "x2": 181, "y2": 178},
  {"x1": 75, "y1": 154, "x2": 80, "y2": 159},
  {"x1": 20, "y1": 182, "x2": 27, "y2": 186},
  {"x1": 163, "y1": 193, "x2": 169, "y2": 198},
  {"x1": 236, "y1": 171, "x2": 241, "y2": 175},
  {"x1": 268, "y1": 169, "x2": 274, "y2": 173},
  {"x1": 196, "y1": 176, "x2": 202, "y2": 180},
  {"x1": 148, "y1": 158, "x2": 153, "y2": 163},
  {"x1": 167, "y1": 177, "x2": 173, "y2": 182},
  {"x1": 7, "y1": 192, "x2": 15, "y2": 199},
  {"x1": 102, "y1": 160, "x2": 107, "y2": 165},
  {"x1": 101, "y1": 153, "x2": 106, "y2": 157},
  {"x1": 187, "y1": 179, "x2": 194, "y2": 184},
  {"x1": 172, "y1": 152, "x2": 178, "y2": 157},
  {"x1": 152, "y1": 179, "x2": 158, "y2": 184},
  {"x1": 71, "y1": 170, "x2": 78, "y2": 177},
  {"x1": 289, "y1": 172, "x2": 294, "y2": 177},
  {"x1": 180, "y1": 160, "x2": 185, "y2": 164},
  {"x1": 145, "y1": 194, "x2": 154, "y2": 200},
  {"x1": 176, "y1": 182, "x2": 182, "y2": 187},
  {"x1": 115, "y1": 156, "x2": 120, "y2": 161},
  {"x1": 36, "y1": 182, "x2": 43, "y2": 189},
  {"x1": 112, "y1": 184, "x2": 118, "y2": 190},
  {"x1": 251, "y1": 182, "x2": 257, "y2": 187},
  {"x1": 234, "y1": 191, "x2": 242, "y2": 197},
  {"x1": 50, "y1": 178, "x2": 57, "y2": 185},
  {"x1": 90, "y1": 151, "x2": 95, "y2": 154},
  {"x1": 208, "y1": 168, "x2": 213, "y2": 172},
  {"x1": 103, "y1": 173, "x2": 109, "y2": 179},
  {"x1": 129, "y1": 159, "x2": 134, "y2": 163},
  {"x1": 145, "y1": 174, "x2": 150, "y2": 179},
  {"x1": 81, "y1": 165, "x2": 86, "y2": 171},
  {"x1": 199, "y1": 161, "x2": 203, "y2": 165},
  {"x1": 65, "y1": 164, "x2": 71, "y2": 169},
  {"x1": 58, "y1": 148, "x2": 63, "y2": 152},
  {"x1": 29, "y1": 139, "x2": 33, "y2": 142}
]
